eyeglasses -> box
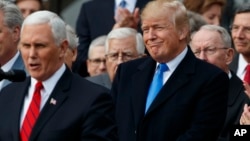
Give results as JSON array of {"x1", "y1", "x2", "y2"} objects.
[
  {"x1": 231, "y1": 25, "x2": 250, "y2": 34},
  {"x1": 89, "y1": 58, "x2": 106, "y2": 65},
  {"x1": 193, "y1": 47, "x2": 228, "y2": 57},
  {"x1": 105, "y1": 52, "x2": 136, "y2": 62}
]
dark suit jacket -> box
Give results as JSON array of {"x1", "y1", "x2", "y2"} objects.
[
  {"x1": 229, "y1": 53, "x2": 239, "y2": 73},
  {"x1": 85, "y1": 73, "x2": 112, "y2": 89},
  {"x1": 73, "y1": 0, "x2": 151, "y2": 75},
  {"x1": 0, "y1": 53, "x2": 27, "y2": 91},
  {"x1": 217, "y1": 71, "x2": 249, "y2": 141},
  {"x1": 111, "y1": 48, "x2": 229, "y2": 141},
  {"x1": 0, "y1": 68, "x2": 117, "y2": 141}
]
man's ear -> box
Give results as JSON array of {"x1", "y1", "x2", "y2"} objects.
[
  {"x1": 59, "y1": 39, "x2": 69, "y2": 58},
  {"x1": 12, "y1": 26, "x2": 21, "y2": 43},
  {"x1": 225, "y1": 48, "x2": 234, "y2": 65},
  {"x1": 178, "y1": 27, "x2": 189, "y2": 41},
  {"x1": 71, "y1": 48, "x2": 78, "y2": 62}
]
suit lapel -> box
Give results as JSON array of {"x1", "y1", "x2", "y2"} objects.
[
  {"x1": 29, "y1": 68, "x2": 72, "y2": 141},
  {"x1": 131, "y1": 58, "x2": 156, "y2": 126},
  {"x1": 11, "y1": 78, "x2": 30, "y2": 141},
  {"x1": 145, "y1": 48, "x2": 196, "y2": 115}
]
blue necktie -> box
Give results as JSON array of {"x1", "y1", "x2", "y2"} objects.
[
  {"x1": 145, "y1": 63, "x2": 169, "y2": 113},
  {"x1": 119, "y1": 0, "x2": 127, "y2": 8}
]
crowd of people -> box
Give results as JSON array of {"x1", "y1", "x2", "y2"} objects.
[{"x1": 0, "y1": 0, "x2": 249, "y2": 141}]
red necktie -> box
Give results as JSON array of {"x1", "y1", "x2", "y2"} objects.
[
  {"x1": 20, "y1": 82, "x2": 43, "y2": 141},
  {"x1": 244, "y1": 65, "x2": 250, "y2": 84}
]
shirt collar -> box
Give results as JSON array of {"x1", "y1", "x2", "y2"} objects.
[
  {"x1": 156, "y1": 46, "x2": 188, "y2": 72},
  {"x1": 238, "y1": 54, "x2": 248, "y2": 76},
  {"x1": 31, "y1": 64, "x2": 66, "y2": 96}
]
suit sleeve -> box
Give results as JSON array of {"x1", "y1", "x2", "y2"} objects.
[{"x1": 81, "y1": 91, "x2": 118, "y2": 141}]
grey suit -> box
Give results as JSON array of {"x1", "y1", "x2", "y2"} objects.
[
  {"x1": 85, "y1": 73, "x2": 112, "y2": 89},
  {"x1": 0, "y1": 53, "x2": 27, "y2": 91}
]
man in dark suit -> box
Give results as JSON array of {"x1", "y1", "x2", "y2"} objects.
[
  {"x1": 190, "y1": 24, "x2": 249, "y2": 141},
  {"x1": 111, "y1": 1, "x2": 229, "y2": 141},
  {"x1": 0, "y1": 1, "x2": 27, "y2": 91},
  {"x1": 229, "y1": 4, "x2": 250, "y2": 80},
  {"x1": 73, "y1": 0, "x2": 151, "y2": 77},
  {"x1": 0, "y1": 10, "x2": 117, "y2": 141}
]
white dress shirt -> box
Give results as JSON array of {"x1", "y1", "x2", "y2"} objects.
[
  {"x1": 236, "y1": 54, "x2": 248, "y2": 80},
  {"x1": 155, "y1": 47, "x2": 188, "y2": 84},
  {"x1": 20, "y1": 64, "x2": 66, "y2": 128}
]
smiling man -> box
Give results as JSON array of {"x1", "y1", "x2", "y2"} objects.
[
  {"x1": 230, "y1": 4, "x2": 250, "y2": 82},
  {"x1": 111, "y1": 0, "x2": 229, "y2": 141}
]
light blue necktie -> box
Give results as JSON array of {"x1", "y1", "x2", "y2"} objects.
[
  {"x1": 119, "y1": 0, "x2": 127, "y2": 8},
  {"x1": 145, "y1": 63, "x2": 169, "y2": 113}
]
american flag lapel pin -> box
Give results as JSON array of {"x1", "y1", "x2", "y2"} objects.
[{"x1": 50, "y1": 98, "x2": 57, "y2": 105}]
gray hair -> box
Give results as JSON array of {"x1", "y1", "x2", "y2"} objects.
[
  {"x1": 187, "y1": 10, "x2": 207, "y2": 34},
  {"x1": 66, "y1": 24, "x2": 78, "y2": 50},
  {"x1": 194, "y1": 25, "x2": 232, "y2": 48},
  {"x1": 88, "y1": 35, "x2": 107, "y2": 58},
  {"x1": 105, "y1": 27, "x2": 145, "y2": 55},
  {"x1": 21, "y1": 10, "x2": 66, "y2": 46},
  {"x1": 0, "y1": 1, "x2": 23, "y2": 29}
]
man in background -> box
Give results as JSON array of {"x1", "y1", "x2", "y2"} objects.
[
  {"x1": 230, "y1": 4, "x2": 250, "y2": 80},
  {"x1": 64, "y1": 24, "x2": 78, "y2": 70},
  {"x1": 0, "y1": 1, "x2": 26, "y2": 91},
  {"x1": 15, "y1": 0, "x2": 43, "y2": 18},
  {"x1": 190, "y1": 24, "x2": 249, "y2": 141},
  {"x1": 86, "y1": 35, "x2": 107, "y2": 77},
  {"x1": 86, "y1": 27, "x2": 145, "y2": 89},
  {"x1": 73, "y1": 0, "x2": 151, "y2": 77}
]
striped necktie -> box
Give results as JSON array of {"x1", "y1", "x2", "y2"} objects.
[{"x1": 20, "y1": 82, "x2": 43, "y2": 141}]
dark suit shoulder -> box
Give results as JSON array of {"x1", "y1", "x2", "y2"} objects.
[
  {"x1": 85, "y1": 74, "x2": 103, "y2": 82},
  {"x1": 85, "y1": 73, "x2": 112, "y2": 89},
  {"x1": 66, "y1": 74, "x2": 113, "y2": 112},
  {"x1": 192, "y1": 57, "x2": 228, "y2": 78},
  {"x1": 229, "y1": 53, "x2": 239, "y2": 73},
  {"x1": 72, "y1": 73, "x2": 110, "y2": 95}
]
